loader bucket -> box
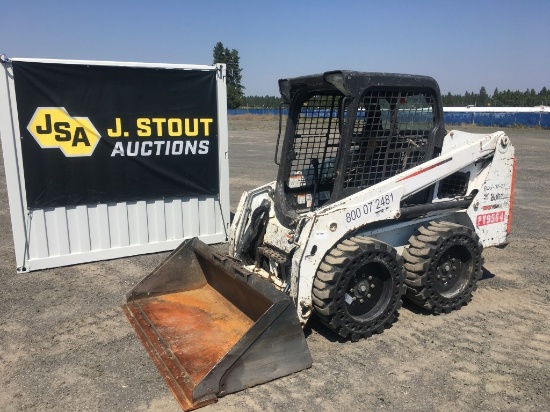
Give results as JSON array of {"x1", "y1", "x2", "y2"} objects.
[{"x1": 122, "y1": 238, "x2": 312, "y2": 411}]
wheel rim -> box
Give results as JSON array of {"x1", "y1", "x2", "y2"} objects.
[
  {"x1": 344, "y1": 260, "x2": 392, "y2": 319},
  {"x1": 433, "y1": 243, "x2": 473, "y2": 298}
]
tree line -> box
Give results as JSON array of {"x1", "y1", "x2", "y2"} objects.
[
  {"x1": 243, "y1": 87, "x2": 550, "y2": 109},
  {"x1": 242, "y1": 95, "x2": 283, "y2": 108},
  {"x1": 442, "y1": 86, "x2": 550, "y2": 107},
  {"x1": 214, "y1": 43, "x2": 549, "y2": 108}
]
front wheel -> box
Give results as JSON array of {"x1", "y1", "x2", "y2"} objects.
[{"x1": 312, "y1": 236, "x2": 405, "y2": 341}]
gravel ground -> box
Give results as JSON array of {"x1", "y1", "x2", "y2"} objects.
[{"x1": 1, "y1": 119, "x2": 549, "y2": 412}]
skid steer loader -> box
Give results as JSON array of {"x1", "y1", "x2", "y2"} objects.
[{"x1": 123, "y1": 71, "x2": 516, "y2": 410}]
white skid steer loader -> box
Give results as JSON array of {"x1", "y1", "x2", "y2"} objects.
[{"x1": 124, "y1": 71, "x2": 516, "y2": 410}]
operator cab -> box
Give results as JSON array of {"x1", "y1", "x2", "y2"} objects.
[{"x1": 274, "y1": 71, "x2": 446, "y2": 225}]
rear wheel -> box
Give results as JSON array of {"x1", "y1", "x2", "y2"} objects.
[
  {"x1": 312, "y1": 237, "x2": 405, "y2": 341},
  {"x1": 403, "y1": 221, "x2": 483, "y2": 313}
]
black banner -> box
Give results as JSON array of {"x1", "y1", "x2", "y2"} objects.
[{"x1": 13, "y1": 61, "x2": 219, "y2": 209}]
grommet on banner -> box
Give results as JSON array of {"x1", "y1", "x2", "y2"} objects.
[{"x1": 0, "y1": 54, "x2": 11, "y2": 64}]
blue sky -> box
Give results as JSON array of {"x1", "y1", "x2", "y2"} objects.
[{"x1": 1, "y1": 0, "x2": 548, "y2": 97}]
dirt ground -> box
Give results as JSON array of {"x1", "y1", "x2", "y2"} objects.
[{"x1": 1, "y1": 119, "x2": 549, "y2": 412}]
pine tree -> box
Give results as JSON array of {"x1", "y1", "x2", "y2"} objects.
[
  {"x1": 540, "y1": 87, "x2": 549, "y2": 106},
  {"x1": 492, "y1": 88, "x2": 501, "y2": 107},
  {"x1": 213, "y1": 42, "x2": 245, "y2": 109},
  {"x1": 478, "y1": 86, "x2": 489, "y2": 106}
]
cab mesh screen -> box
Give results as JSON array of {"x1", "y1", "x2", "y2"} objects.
[
  {"x1": 344, "y1": 90, "x2": 435, "y2": 190},
  {"x1": 288, "y1": 94, "x2": 342, "y2": 188}
]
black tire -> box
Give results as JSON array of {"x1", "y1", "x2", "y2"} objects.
[
  {"x1": 312, "y1": 236, "x2": 405, "y2": 341},
  {"x1": 403, "y1": 221, "x2": 483, "y2": 313}
]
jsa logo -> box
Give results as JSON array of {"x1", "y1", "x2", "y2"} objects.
[{"x1": 27, "y1": 108, "x2": 100, "y2": 157}]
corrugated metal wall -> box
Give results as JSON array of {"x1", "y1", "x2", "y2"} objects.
[{"x1": 24, "y1": 196, "x2": 226, "y2": 270}]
